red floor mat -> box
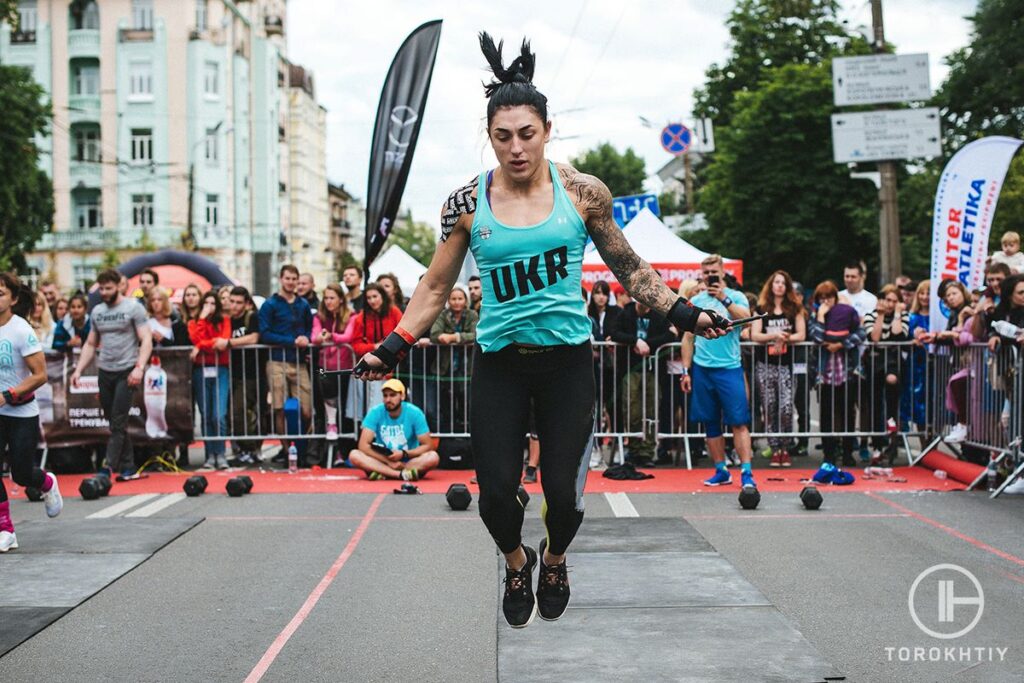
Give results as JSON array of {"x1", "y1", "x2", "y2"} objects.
[{"x1": 6, "y1": 465, "x2": 966, "y2": 499}]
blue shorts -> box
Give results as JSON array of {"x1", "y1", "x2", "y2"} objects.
[{"x1": 689, "y1": 364, "x2": 751, "y2": 437}]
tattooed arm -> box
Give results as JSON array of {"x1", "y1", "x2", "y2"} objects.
[
  {"x1": 558, "y1": 164, "x2": 726, "y2": 335},
  {"x1": 352, "y1": 180, "x2": 474, "y2": 380}
]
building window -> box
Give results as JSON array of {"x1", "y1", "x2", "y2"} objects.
[
  {"x1": 71, "y1": 1, "x2": 99, "y2": 30},
  {"x1": 132, "y1": 194, "x2": 154, "y2": 228},
  {"x1": 74, "y1": 127, "x2": 101, "y2": 162},
  {"x1": 195, "y1": 0, "x2": 208, "y2": 31},
  {"x1": 130, "y1": 129, "x2": 153, "y2": 163},
  {"x1": 132, "y1": 0, "x2": 153, "y2": 30},
  {"x1": 205, "y1": 194, "x2": 219, "y2": 228},
  {"x1": 17, "y1": 0, "x2": 37, "y2": 31},
  {"x1": 203, "y1": 61, "x2": 219, "y2": 97},
  {"x1": 73, "y1": 191, "x2": 102, "y2": 229},
  {"x1": 73, "y1": 63, "x2": 99, "y2": 95},
  {"x1": 129, "y1": 60, "x2": 153, "y2": 99},
  {"x1": 73, "y1": 262, "x2": 100, "y2": 289},
  {"x1": 204, "y1": 128, "x2": 219, "y2": 164}
]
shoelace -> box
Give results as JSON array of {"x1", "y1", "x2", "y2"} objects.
[
  {"x1": 504, "y1": 563, "x2": 531, "y2": 595},
  {"x1": 539, "y1": 562, "x2": 569, "y2": 593}
]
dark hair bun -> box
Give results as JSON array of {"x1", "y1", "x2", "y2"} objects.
[{"x1": 479, "y1": 32, "x2": 536, "y2": 98}]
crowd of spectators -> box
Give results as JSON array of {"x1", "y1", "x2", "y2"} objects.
[{"x1": 16, "y1": 229, "x2": 1024, "y2": 494}]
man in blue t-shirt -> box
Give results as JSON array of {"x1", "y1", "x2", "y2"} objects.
[
  {"x1": 680, "y1": 254, "x2": 757, "y2": 490},
  {"x1": 348, "y1": 378, "x2": 439, "y2": 481}
]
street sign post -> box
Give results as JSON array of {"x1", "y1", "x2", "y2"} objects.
[
  {"x1": 833, "y1": 53, "x2": 931, "y2": 106},
  {"x1": 660, "y1": 123, "x2": 691, "y2": 156},
  {"x1": 831, "y1": 107, "x2": 941, "y2": 163},
  {"x1": 612, "y1": 193, "x2": 660, "y2": 228}
]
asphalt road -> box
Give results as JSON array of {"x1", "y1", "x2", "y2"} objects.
[{"x1": 1, "y1": 486, "x2": 1022, "y2": 682}]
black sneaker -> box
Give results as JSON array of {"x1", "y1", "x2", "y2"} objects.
[
  {"x1": 502, "y1": 545, "x2": 538, "y2": 628},
  {"x1": 536, "y1": 538, "x2": 570, "y2": 621}
]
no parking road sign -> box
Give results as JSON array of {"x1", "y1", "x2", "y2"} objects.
[{"x1": 661, "y1": 123, "x2": 691, "y2": 156}]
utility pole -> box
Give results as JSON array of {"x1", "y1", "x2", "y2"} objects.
[
  {"x1": 184, "y1": 163, "x2": 196, "y2": 251},
  {"x1": 872, "y1": 0, "x2": 902, "y2": 284},
  {"x1": 683, "y1": 152, "x2": 694, "y2": 215}
]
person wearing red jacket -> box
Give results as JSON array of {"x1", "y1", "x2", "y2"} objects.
[
  {"x1": 347, "y1": 283, "x2": 403, "y2": 420},
  {"x1": 188, "y1": 291, "x2": 232, "y2": 470}
]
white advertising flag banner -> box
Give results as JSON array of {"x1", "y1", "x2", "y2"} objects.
[{"x1": 930, "y1": 136, "x2": 1023, "y2": 333}]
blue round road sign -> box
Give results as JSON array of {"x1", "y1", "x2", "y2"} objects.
[{"x1": 661, "y1": 123, "x2": 691, "y2": 155}]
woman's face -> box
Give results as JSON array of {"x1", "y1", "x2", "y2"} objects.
[
  {"x1": 149, "y1": 291, "x2": 167, "y2": 315},
  {"x1": 33, "y1": 298, "x2": 44, "y2": 319},
  {"x1": 202, "y1": 296, "x2": 217, "y2": 314},
  {"x1": 489, "y1": 106, "x2": 551, "y2": 182},
  {"x1": 449, "y1": 289, "x2": 467, "y2": 312},
  {"x1": 944, "y1": 286, "x2": 965, "y2": 309},
  {"x1": 771, "y1": 274, "x2": 787, "y2": 298},
  {"x1": 818, "y1": 294, "x2": 836, "y2": 308},
  {"x1": 880, "y1": 291, "x2": 899, "y2": 314},
  {"x1": 219, "y1": 289, "x2": 231, "y2": 308},
  {"x1": 69, "y1": 299, "x2": 86, "y2": 320},
  {"x1": 323, "y1": 288, "x2": 341, "y2": 312},
  {"x1": 1012, "y1": 282, "x2": 1024, "y2": 309},
  {"x1": 592, "y1": 289, "x2": 608, "y2": 307},
  {"x1": 55, "y1": 299, "x2": 68, "y2": 319},
  {"x1": 365, "y1": 289, "x2": 383, "y2": 312},
  {"x1": 378, "y1": 279, "x2": 395, "y2": 297},
  {"x1": 917, "y1": 287, "x2": 929, "y2": 308},
  {"x1": 184, "y1": 287, "x2": 200, "y2": 308}
]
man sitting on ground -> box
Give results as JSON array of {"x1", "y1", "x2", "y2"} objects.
[{"x1": 348, "y1": 379, "x2": 439, "y2": 481}]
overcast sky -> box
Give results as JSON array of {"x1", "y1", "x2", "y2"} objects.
[{"x1": 288, "y1": 0, "x2": 977, "y2": 228}]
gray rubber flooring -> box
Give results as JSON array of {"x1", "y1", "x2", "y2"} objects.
[
  {"x1": 500, "y1": 518, "x2": 842, "y2": 682},
  {"x1": 0, "y1": 517, "x2": 200, "y2": 656}
]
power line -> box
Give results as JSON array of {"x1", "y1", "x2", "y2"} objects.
[
  {"x1": 549, "y1": 0, "x2": 590, "y2": 90},
  {"x1": 570, "y1": 3, "x2": 628, "y2": 110}
]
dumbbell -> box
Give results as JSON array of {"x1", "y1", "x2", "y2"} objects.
[
  {"x1": 738, "y1": 485, "x2": 761, "y2": 510},
  {"x1": 800, "y1": 485, "x2": 823, "y2": 510},
  {"x1": 226, "y1": 476, "x2": 253, "y2": 497},
  {"x1": 79, "y1": 474, "x2": 112, "y2": 500},
  {"x1": 517, "y1": 484, "x2": 530, "y2": 508},
  {"x1": 183, "y1": 475, "x2": 209, "y2": 497},
  {"x1": 25, "y1": 487, "x2": 43, "y2": 502},
  {"x1": 446, "y1": 483, "x2": 472, "y2": 511}
]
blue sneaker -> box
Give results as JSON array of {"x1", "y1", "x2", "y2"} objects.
[
  {"x1": 703, "y1": 469, "x2": 733, "y2": 486},
  {"x1": 812, "y1": 462, "x2": 836, "y2": 484},
  {"x1": 831, "y1": 469, "x2": 856, "y2": 485},
  {"x1": 741, "y1": 471, "x2": 756, "y2": 488}
]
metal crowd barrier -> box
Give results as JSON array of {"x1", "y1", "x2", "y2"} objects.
[{"x1": 44, "y1": 338, "x2": 1024, "y2": 486}]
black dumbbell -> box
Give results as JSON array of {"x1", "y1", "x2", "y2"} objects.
[
  {"x1": 446, "y1": 483, "x2": 472, "y2": 511},
  {"x1": 800, "y1": 485, "x2": 823, "y2": 510},
  {"x1": 738, "y1": 485, "x2": 761, "y2": 510},
  {"x1": 517, "y1": 484, "x2": 530, "y2": 508},
  {"x1": 183, "y1": 475, "x2": 208, "y2": 497},
  {"x1": 226, "y1": 477, "x2": 249, "y2": 497},
  {"x1": 237, "y1": 475, "x2": 253, "y2": 494},
  {"x1": 79, "y1": 476, "x2": 108, "y2": 500},
  {"x1": 25, "y1": 487, "x2": 43, "y2": 502}
]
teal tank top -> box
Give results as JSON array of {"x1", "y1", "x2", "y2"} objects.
[{"x1": 470, "y1": 161, "x2": 592, "y2": 352}]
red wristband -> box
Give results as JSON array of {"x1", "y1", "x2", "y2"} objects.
[{"x1": 394, "y1": 326, "x2": 416, "y2": 345}]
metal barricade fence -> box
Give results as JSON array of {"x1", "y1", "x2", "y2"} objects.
[{"x1": 171, "y1": 339, "x2": 1023, "y2": 480}]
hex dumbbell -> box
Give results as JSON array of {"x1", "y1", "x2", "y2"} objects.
[{"x1": 446, "y1": 483, "x2": 472, "y2": 511}]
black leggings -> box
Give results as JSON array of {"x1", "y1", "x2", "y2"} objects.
[
  {"x1": 0, "y1": 414, "x2": 44, "y2": 503},
  {"x1": 471, "y1": 342, "x2": 594, "y2": 556}
]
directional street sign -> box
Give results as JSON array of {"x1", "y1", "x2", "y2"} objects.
[
  {"x1": 833, "y1": 53, "x2": 931, "y2": 106},
  {"x1": 690, "y1": 118, "x2": 715, "y2": 153},
  {"x1": 831, "y1": 107, "x2": 941, "y2": 163},
  {"x1": 661, "y1": 123, "x2": 691, "y2": 156},
  {"x1": 612, "y1": 193, "x2": 660, "y2": 228}
]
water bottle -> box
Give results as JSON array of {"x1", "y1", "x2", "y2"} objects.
[
  {"x1": 933, "y1": 469, "x2": 948, "y2": 480},
  {"x1": 144, "y1": 356, "x2": 168, "y2": 438},
  {"x1": 987, "y1": 457, "x2": 999, "y2": 492},
  {"x1": 288, "y1": 443, "x2": 298, "y2": 474}
]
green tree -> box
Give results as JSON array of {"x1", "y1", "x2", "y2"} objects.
[
  {"x1": 694, "y1": 0, "x2": 869, "y2": 127},
  {"x1": 385, "y1": 210, "x2": 436, "y2": 268},
  {"x1": 0, "y1": 1, "x2": 18, "y2": 27},
  {"x1": 570, "y1": 143, "x2": 646, "y2": 197},
  {"x1": 691, "y1": 63, "x2": 876, "y2": 289},
  {"x1": 0, "y1": 64, "x2": 54, "y2": 272}
]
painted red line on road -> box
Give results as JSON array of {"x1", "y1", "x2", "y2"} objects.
[
  {"x1": 243, "y1": 493, "x2": 386, "y2": 683},
  {"x1": 207, "y1": 515, "x2": 366, "y2": 521},
  {"x1": 865, "y1": 492, "x2": 1024, "y2": 569},
  {"x1": 687, "y1": 513, "x2": 910, "y2": 521}
]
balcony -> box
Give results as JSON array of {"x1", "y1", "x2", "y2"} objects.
[
  {"x1": 36, "y1": 226, "x2": 184, "y2": 252},
  {"x1": 119, "y1": 28, "x2": 154, "y2": 42},
  {"x1": 264, "y1": 15, "x2": 283, "y2": 35},
  {"x1": 68, "y1": 29, "x2": 100, "y2": 59},
  {"x1": 10, "y1": 30, "x2": 35, "y2": 44},
  {"x1": 68, "y1": 94, "x2": 101, "y2": 123},
  {"x1": 69, "y1": 160, "x2": 102, "y2": 188}
]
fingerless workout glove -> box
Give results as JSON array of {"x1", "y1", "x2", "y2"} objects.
[
  {"x1": 667, "y1": 298, "x2": 730, "y2": 333},
  {"x1": 353, "y1": 330, "x2": 412, "y2": 376}
]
